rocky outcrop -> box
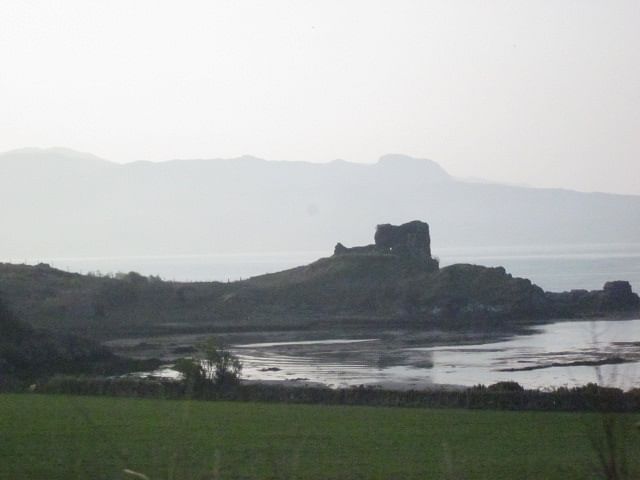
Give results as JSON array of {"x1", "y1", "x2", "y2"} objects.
[
  {"x1": 546, "y1": 280, "x2": 640, "y2": 317},
  {"x1": 419, "y1": 264, "x2": 550, "y2": 321}
]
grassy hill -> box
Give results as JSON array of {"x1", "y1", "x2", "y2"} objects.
[
  {"x1": 0, "y1": 293, "x2": 158, "y2": 387},
  {"x1": 0, "y1": 253, "x2": 636, "y2": 341}
]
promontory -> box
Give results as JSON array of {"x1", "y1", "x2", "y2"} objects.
[{"x1": 0, "y1": 220, "x2": 637, "y2": 340}]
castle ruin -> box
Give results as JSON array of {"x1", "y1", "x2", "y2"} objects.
[{"x1": 334, "y1": 220, "x2": 437, "y2": 269}]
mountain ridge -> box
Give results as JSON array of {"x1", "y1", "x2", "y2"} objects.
[
  {"x1": 3, "y1": 147, "x2": 638, "y2": 197},
  {"x1": 1, "y1": 147, "x2": 639, "y2": 258}
]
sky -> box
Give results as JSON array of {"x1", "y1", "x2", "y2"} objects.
[{"x1": 1, "y1": 0, "x2": 639, "y2": 195}]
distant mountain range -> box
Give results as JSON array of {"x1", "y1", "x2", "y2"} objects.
[{"x1": 1, "y1": 147, "x2": 639, "y2": 258}]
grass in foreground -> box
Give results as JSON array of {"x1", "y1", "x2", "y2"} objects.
[{"x1": 0, "y1": 394, "x2": 638, "y2": 480}]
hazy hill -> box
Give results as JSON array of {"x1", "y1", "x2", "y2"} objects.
[{"x1": 1, "y1": 148, "x2": 639, "y2": 258}]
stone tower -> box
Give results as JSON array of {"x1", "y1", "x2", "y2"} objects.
[{"x1": 374, "y1": 220, "x2": 431, "y2": 259}]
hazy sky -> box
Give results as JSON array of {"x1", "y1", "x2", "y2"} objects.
[{"x1": 1, "y1": 1, "x2": 639, "y2": 194}]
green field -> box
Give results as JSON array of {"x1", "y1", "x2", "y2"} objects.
[{"x1": 0, "y1": 394, "x2": 638, "y2": 480}]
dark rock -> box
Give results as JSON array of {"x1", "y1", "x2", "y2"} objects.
[
  {"x1": 602, "y1": 281, "x2": 639, "y2": 309},
  {"x1": 422, "y1": 263, "x2": 550, "y2": 321},
  {"x1": 499, "y1": 356, "x2": 630, "y2": 372},
  {"x1": 546, "y1": 280, "x2": 640, "y2": 316}
]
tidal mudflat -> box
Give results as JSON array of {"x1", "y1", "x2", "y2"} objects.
[{"x1": 110, "y1": 318, "x2": 640, "y2": 391}]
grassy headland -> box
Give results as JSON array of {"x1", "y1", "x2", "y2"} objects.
[{"x1": 0, "y1": 254, "x2": 636, "y2": 341}]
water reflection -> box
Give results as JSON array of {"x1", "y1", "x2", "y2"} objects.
[
  {"x1": 139, "y1": 319, "x2": 640, "y2": 390},
  {"x1": 233, "y1": 338, "x2": 436, "y2": 390},
  {"x1": 231, "y1": 319, "x2": 640, "y2": 390}
]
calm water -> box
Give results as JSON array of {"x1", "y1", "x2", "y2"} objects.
[
  {"x1": 231, "y1": 319, "x2": 640, "y2": 390},
  {"x1": 144, "y1": 319, "x2": 640, "y2": 390},
  {"x1": 6, "y1": 243, "x2": 640, "y2": 292}
]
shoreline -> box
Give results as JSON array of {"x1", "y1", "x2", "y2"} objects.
[{"x1": 121, "y1": 317, "x2": 640, "y2": 392}]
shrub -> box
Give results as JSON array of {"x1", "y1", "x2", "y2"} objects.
[
  {"x1": 486, "y1": 381, "x2": 525, "y2": 393},
  {"x1": 174, "y1": 338, "x2": 242, "y2": 391}
]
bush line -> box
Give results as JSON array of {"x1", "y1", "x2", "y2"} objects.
[{"x1": 24, "y1": 376, "x2": 640, "y2": 413}]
